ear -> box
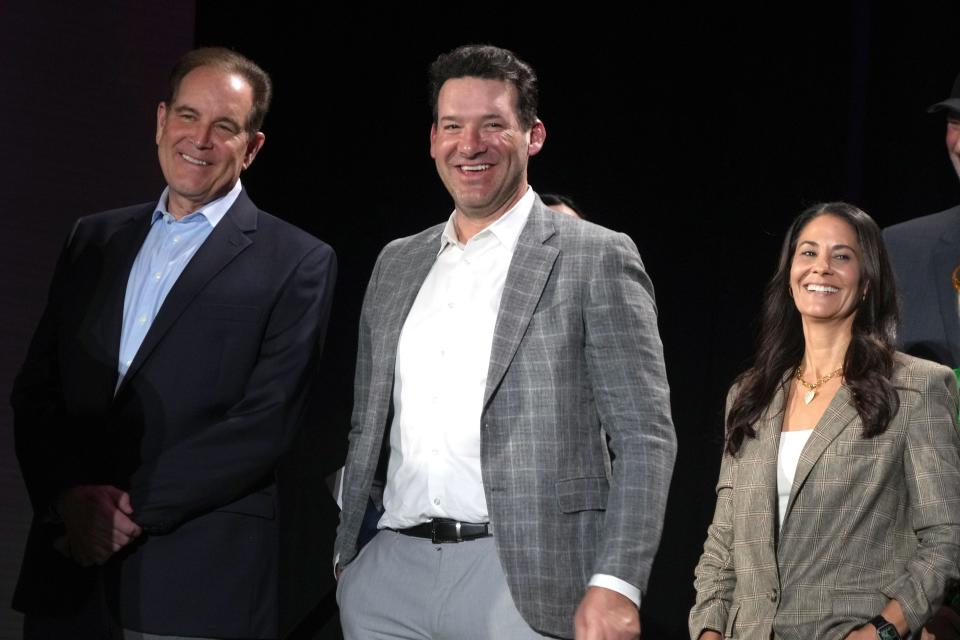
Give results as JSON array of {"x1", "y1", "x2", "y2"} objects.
[
  {"x1": 429, "y1": 122, "x2": 438, "y2": 159},
  {"x1": 242, "y1": 131, "x2": 266, "y2": 170},
  {"x1": 156, "y1": 102, "x2": 168, "y2": 145},
  {"x1": 527, "y1": 119, "x2": 546, "y2": 157}
]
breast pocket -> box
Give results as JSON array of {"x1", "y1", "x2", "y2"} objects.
[{"x1": 199, "y1": 303, "x2": 263, "y2": 323}]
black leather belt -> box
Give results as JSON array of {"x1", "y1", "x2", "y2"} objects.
[{"x1": 395, "y1": 518, "x2": 492, "y2": 543}]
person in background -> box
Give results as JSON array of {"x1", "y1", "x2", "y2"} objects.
[
  {"x1": 883, "y1": 70, "x2": 960, "y2": 640},
  {"x1": 541, "y1": 192, "x2": 586, "y2": 219}
]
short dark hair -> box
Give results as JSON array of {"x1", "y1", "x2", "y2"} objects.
[
  {"x1": 429, "y1": 44, "x2": 539, "y2": 130},
  {"x1": 166, "y1": 47, "x2": 272, "y2": 135},
  {"x1": 540, "y1": 193, "x2": 586, "y2": 219},
  {"x1": 725, "y1": 202, "x2": 900, "y2": 455}
]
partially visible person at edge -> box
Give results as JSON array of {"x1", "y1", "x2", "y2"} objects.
[
  {"x1": 690, "y1": 203, "x2": 960, "y2": 640},
  {"x1": 883, "y1": 71, "x2": 960, "y2": 640}
]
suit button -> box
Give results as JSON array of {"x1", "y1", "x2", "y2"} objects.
[{"x1": 769, "y1": 588, "x2": 779, "y2": 602}]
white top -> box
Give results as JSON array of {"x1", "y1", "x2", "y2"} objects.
[{"x1": 777, "y1": 429, "x2": 813, "y2": 530}]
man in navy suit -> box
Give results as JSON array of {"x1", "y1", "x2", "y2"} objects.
[
  {"x1": 12, "y1": 47, "x2": 337, "y2": 639},
  {"x1": 885, "y1": 73, "x2": 960, "y2": 367}
]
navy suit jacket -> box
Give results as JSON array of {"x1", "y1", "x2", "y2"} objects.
[
  {"x1": 11, "y1": 190, "x2": 337, "y2": 638},
  {"x1": 884, "y1": 205, "x2": 960, "y2": 367}
]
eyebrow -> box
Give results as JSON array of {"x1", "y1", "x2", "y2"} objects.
[
  {"x1": 798, "y1": 240, "x2": 857, "y2": 252},
  {"x1": 439, "y1": 113, "x2": 506, "y2": 121},
  {"x1": 174, "y1": 105, "x2": 242, "y2": 131}
]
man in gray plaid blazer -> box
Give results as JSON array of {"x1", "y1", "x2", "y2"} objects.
[{"x1": 333, "y1": 45, "x2": 676, "y2": 639}]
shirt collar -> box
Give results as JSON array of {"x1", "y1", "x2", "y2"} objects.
[
  {"x1": 152, "y1": 179, "x2": 243, "y2": 226},
  {"x1": 439, "y1": 187, "x2": 536, "y2": 254}
]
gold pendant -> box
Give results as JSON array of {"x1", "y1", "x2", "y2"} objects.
[{"x1": 804, "y1": 389, "x2": 816, "y2": 405}]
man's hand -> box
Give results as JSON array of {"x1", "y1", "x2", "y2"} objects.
[
  {"x1": 58, "y1": 485, "x2": 142, "y2": 566},
  {"x1": 574, "y1": 586, "x2": 640, "y2": 640}
]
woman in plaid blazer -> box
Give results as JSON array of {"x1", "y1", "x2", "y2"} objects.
[{"x1": 690, "y1": 203, "x2": 960, "y2": 640}]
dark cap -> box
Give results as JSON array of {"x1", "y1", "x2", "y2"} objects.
[{"x1": 928, "y1": 73, "x2": 960, "y2": 114}]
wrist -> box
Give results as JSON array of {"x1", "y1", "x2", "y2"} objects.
[{"x1": 868, "y1": 615, "x2": 903, "y2": 640}]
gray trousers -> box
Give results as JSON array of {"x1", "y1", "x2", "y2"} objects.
[{"x1": 337, "y1": 530, "x2": 550, "y2": 639}]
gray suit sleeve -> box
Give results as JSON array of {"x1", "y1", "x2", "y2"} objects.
[{"x1": 583, "y1": 231, "x2": 677, "y2": 605}]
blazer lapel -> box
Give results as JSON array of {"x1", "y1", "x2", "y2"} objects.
[
  {"x1": 932, "y1": 221, "x2": 960, "y2": 365},
  {"x1": 782, "y1": 384, "x2": 858, "y2": 523},
  {"x1": 756, "y1": 377, "x2": 787, "y2": 550},
  {"x1": 483, "y1": 204, "x2": 559, "y2": 408},
  {"x1": 117, "y1": 192, "x2": 257, "y2": 393},
  {"x1": 377, "y1": 227, "x2": 443, "y2": 359},
  {"x1": 84, "y1": 205, "x2": 154, "y2": 399}
]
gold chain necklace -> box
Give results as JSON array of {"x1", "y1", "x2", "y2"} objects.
[{"x1": 794, "y1": 366, "x2": 843, "y2": 405}]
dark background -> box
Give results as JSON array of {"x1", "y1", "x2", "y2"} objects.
[{"x1": 2, "y1": 3, "x2": 960, "y2": 639}]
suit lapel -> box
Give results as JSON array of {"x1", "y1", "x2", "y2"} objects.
[
  {"x1": 932, "y1": 218, "x2": 960, "y2": 365},
  {"x1": 378, "y1": 227, "x2": 443, "y2": 359},
  {"x1": 117, "y1": 192, "x2": 257, "y2": 393},
  {"x1": 483, "y1": 204, "x2": 559, "y2": 408},
  {"x1": 782, "y1": 383, "x2": 858, "y2": 523},
  {"x1": 85, "y1": 205, "x2": 154, "y2": 398},
  {"x1": 756, "y1": 376, "x2": 787, "y2": 550}
]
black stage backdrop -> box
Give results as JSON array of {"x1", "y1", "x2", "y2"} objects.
[{"x1": 3, "y1": 4, "x2": 960, "y2": 639}]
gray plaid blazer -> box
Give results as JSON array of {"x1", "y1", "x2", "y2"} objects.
[
  {"x1": 690, "y1": 354, "x2": 960, "y2": 640},
  {"x1": 335, "y1": 199, "x2": 676, "y2": 638}
]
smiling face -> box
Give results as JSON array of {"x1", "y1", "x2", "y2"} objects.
[
  {"x1": 430, "y1": 77, "x2": 545, "y2": 227},
  {"x1": 790, "y1": 214, "x2": 864, "y2": 328},
  {"x1": 156, "y1": 65, "x2": 265, "y2": 218}
]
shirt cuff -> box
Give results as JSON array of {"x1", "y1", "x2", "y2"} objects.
[{"x1": 588, "y1": 574, "x2": 641, "y2": 607}]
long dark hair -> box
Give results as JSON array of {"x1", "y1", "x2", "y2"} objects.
[{"x1": 725, "y1": 202, "x2": 900, "y2": 456}]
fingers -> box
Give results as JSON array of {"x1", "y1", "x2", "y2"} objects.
[
  {"x1": 573, "y1": 587, "x2": 640, "y2": 640},
  {"x1": 59, "y1": 484, "x2": 143, "y2": 566},
  {"x1": 113, "y1": 488, "x2": 135, "y2": 515},
  {"x1": 111, "y1": 504, "x2": 142, "y2": 539}
]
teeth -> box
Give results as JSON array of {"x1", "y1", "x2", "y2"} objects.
[
  {"x1": 806, "y1": 284, "x2": 839, "y2": 293},
  {"x1": 461, "y1": 164, "x2": 490, "y2": 172},
  {"x1": 180, "y1": 153, "x2": 209, "y2": 166}
]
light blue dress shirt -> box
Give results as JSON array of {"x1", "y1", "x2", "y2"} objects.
[{"x1": 116, "y1": 180, "x2": 243, "y2": 388}]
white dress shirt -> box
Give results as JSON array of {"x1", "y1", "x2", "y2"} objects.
[
  {"x1": 380, "y1": 188, "x2": 534, "y2": 529},
  {"x1": 377, "y1": 188, "x2": 639, "y2": 605}
]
